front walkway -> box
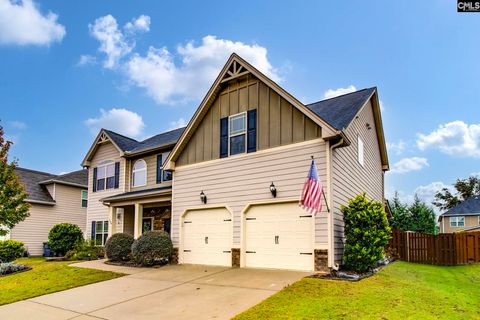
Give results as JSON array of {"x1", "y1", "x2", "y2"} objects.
[{"x1": 0, "y1": 260, "x2": 310, "y2": 320}]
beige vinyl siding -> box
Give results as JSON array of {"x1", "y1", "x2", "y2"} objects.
[
  {"x1": 172, "y1": 138, "x2": 328, "y2": 247},
  {"x1": 85, "y1": 142, "x2": 125, "y2": 239},
  {"x1": 128, "y1": 151, "x2": 172, "y2": 192},
  {"x1": 442, "y1": 215, "x2": 480, "y2": 233},
  {"x1": 10, "y1": 184, "x2": 87, "y2": 256},
  {"x1": 176, "y1": 76, "x2": 321, "y2": 166},
  {"x1": 331, "y1": 99, "x2": 384, "y2": 264}
]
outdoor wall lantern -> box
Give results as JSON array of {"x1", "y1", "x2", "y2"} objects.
[
  {"x1": 200, "y1": 190, "x2": 207, "y2": 204},
  {"x1": 270, "y1": 182, "x2": 277, "y2": 198}
]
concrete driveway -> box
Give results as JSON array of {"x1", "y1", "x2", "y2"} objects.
[{"x1": 0, "y1": 261, "x2": 310, "y2": 320}]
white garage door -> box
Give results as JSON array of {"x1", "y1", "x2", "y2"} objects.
[
  {"x1": 182, "y1": 208, "x2": 232, "y2": 266},
  {"x1": 244, "y1": 202, "x2": 314, "y2": 271}
]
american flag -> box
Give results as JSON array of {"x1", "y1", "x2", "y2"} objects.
[{"x1": 300, "y1": 158, "x2": 324, "y2": 214}]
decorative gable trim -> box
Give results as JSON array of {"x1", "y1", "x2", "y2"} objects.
[
  {"x1": 81, "y1": 129, "x2": 125, "y2": 167},
  {"x1": 164, "y1": 53, "x2": 339, "y2": 170}
]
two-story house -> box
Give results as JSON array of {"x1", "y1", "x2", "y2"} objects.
[
  {"x1": 438, "y1": 196, "x2": 480, "y2": 233},
  {"x1": 6, "y1": 167, "x2": 88, "y2": 256},
  {"x1": 82, "y1": 54, "x2": 388, "y2": 271},
  {"x1": 81, "y1": 128, "x2": 184, "y2": 246}
]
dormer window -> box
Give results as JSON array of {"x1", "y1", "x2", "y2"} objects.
[{"x1": 132, "y1": 159, "x2": 147, "y2": 187}]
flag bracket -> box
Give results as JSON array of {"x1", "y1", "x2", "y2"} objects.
[{"x1": 310, "y1": 155, "x2": 330, "y2": 213}]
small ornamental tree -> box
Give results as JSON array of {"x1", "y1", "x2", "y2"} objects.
[
  {"x1": 341, "y1": 193, "x2": 391, "y2": 272},
  {"x1": 48, "y1": 223, "x2": 83, "y2": 256},
  {"x1": 0, "y1": 124, "x2": 30, "y2": 237}
]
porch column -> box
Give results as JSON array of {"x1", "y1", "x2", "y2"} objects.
[
  {"x1": 134, "y1": 203, "x2": 143, "y2": 239},
  {"x1": 108, "y1": 206, "x2": 116, "y2": 237}
]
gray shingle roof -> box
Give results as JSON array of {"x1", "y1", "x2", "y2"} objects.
[
  {"x1": 100, "y1": 186, "x2": 172, "y2": 202},
  {"x1": 39, "y1": 169, "x2": 88, "y2": 187},
  {"x1": 14, "y1": 168, "x2": 56, "y2": 204},
  {"x1": 442, "y1": 196, "x2": 480, "y2": 216},
  {"x1": 306, "y1": 87, "x2": 376, "y2": 130},
  {"x1": 104, "y1": 127, "x2": 185, "y2": 155},
  {"x1": 15, "y1": 167, "x2": 88, "y2": 204}
]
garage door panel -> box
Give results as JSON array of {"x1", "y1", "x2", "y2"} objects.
[
  {"x1": 182, "y1": 208, "x2": 232, "y2": 267},
  {"x1": 245, "y1": 202, "x2": 314, "y2": 271}
]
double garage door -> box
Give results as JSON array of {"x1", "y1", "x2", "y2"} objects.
[{"x1": 182, "y1": 202, "x2": 314, "y2": 271}]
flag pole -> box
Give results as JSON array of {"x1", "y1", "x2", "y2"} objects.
[{"x1": 311, "y1": 155, "x2": 330, "y2": 213}]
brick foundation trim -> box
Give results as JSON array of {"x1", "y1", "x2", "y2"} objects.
[
  {"x1": 231, "y1": 248, "x2": 240, "y2": 267},
  {"x1": 314, "y1": 249, "x2": 329, "y2": 272},
  {"x1": 171, "y1": 247, "x2": 179, "y2": 265}
]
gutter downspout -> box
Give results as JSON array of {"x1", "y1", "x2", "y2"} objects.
[{"x1": 327, "y1": 136, "x2": 345, "y2": 270}]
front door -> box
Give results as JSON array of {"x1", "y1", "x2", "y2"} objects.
[{"x1": 142, "y1": 218, "x2": 153, "y2": 233}]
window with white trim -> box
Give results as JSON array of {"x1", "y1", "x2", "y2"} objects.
[
  {"x1": 229, "y1": 112, "x2": 247, "y2": 156},
  {"x1": 96, "y1": 161, "x2": 115, "y2": 191},
  {"x1": 81, "y1": 190, "x2": 88, "y2": 208},
  {"x1": 132, "y1": 159, "x2": 147, "y2": 187},
  {"x1": 450, "y1": 216, "x2": 465, "y2": 227},
  {"x1": 95, "y1": 220, "x2": 108, "y2": 245},
  {"x1": 357, "y1": 135, "x2": 364, "y2": 166}
]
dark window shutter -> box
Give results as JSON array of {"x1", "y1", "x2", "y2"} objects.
[
  {"x1": 91, "y1": 221, "x2": 96, "y2": 240},
  {"x1": 114, "y1": 162, "x2": 120, "y2": 188},
  {"x1": 92, "y1": 167, "x2": 98, "y2": 192},
  {"x1": 220, "y1": 117, "x2": 229, "y2": 158},
  {"x1": 247, "y1": 109, "x2": 257, "y2": 153},
  {"x1": 156, "y1": 154, "x2": 163, "y2": 184}
]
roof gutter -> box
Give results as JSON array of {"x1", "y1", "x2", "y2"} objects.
[
  {"x1": 123, "y1": 142, "x2": 176, "y2": 158},
  {"x1": 38, "y1": 180, "x2": 87, "y2": 188},
  {"x1": 27, "y1": 199, "x2": 56, "y2": 206}
]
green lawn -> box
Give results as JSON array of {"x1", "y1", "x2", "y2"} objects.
[
  {"x1": 235, "y1": 261, "x2": 480, "y2": 320},
  {"x1": 0, "y1": 257, "x2": 124, "y2": 305}
]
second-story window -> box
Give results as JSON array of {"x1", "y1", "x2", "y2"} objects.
[
  {"x1": 81, "y1": 190, "x2": 88, "y2": 208},
  {"x1": 97, "y1": 161, "x2": 115, "y2": 191},
  {"x1": 132, "y1": 159, "x2": 147, "y2": 187},
  {"x1": 229, "y1": 112, "x2": 247, "y2": 156}
]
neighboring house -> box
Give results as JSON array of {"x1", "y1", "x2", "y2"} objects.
[
  {"x1": 8, "y1": 167, "x2": 88, "y2": 256},
  {"x1": 438, "y1": 196, "x2": 480, "y2": 233},
  {"x1": 82, "y1": 54, "x2": 388, "y2": 271}
]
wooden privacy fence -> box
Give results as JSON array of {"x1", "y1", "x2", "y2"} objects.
[{"x1": 388, "y1": 230, "x2": 480, "y2": 265}]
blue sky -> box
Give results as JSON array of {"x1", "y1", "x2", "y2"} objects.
[{"x1": 1, "y1": 0, "x2": 479, "y2": 207}]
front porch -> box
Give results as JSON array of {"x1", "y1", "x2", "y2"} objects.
[{"x1": 101, "y1": 187, "x2": 172, "y2": 239}]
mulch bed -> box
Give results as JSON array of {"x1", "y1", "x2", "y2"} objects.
[
  {"x1": 0, "y1": 265, "x2": 32, "y2": 277},
  {"x1": 104, "y1": 260, "x2": 166, "y2": 268},
  {"x1": 307, "y1": 259, "x2": 396, "y2": 282}
]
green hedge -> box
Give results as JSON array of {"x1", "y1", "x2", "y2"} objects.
[
  {"x1": 0, "y1": 240, "x2": 25, "y2": 263},
  {"x1": 131, "y1": 231, "x2": 173, "y2": 266},
  {"x1": 341, "y1": 193, "x2": 391, "y2": 272},
  {"x1": 48, "y1": 223, "x2": 83, "y2": 256},
  {"x1": 105, "y1": 233, "x2": 134, "y2": 262}
]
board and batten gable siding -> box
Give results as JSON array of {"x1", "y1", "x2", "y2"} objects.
[
  {"x1": 172, "y1": 138, "x2": 329, "y2": 247},
  {"x1": 10, "y1": 184, "x2": 87, "y2": 256},
  {"x1": 85, "y1": 141, "x2": 125, "y2": 238},
  {"x1": 331, "y1": 99, "x2": 384, "y2": 264},
  {"x1": 176, "y1": 76, "x2": 321, "y2": 166},
  {"x1": 127, "y1": 151, "x2": 172, "y2": 192}
]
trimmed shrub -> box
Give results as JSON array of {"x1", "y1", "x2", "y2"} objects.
[
  {"x1": 131, "y1": 231, "x2": 173, "y2": 266},
  {"x1": 48, "y1": 223, "x2": 83, "y2": 256},
  {"x1": 65, "y1": 240, "x2": 103, "y2": 261},
  {"x1": 0, "y1": 240, "x2": 25, "y2": 263},
  {"x1": 341, "y1": 193, "x2": 391, "y2": 272},
  {"x1": 105, "y1": 233, "x2": 134, "y2": 262}
]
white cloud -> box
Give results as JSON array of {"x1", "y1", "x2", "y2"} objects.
[
  {"x1": 386, "y1": 181, "x2": 453, "y2": 209},
  {"x1": 390, "y1": 157, "x2": 429, "y2": 174},
  {"x1": 417, "y1": 121, "x2": 480, "y2": 158},
  {"x1": 124, "y1": 15, "x2": 150, "y2": 33},
  {"x1": 89, "y1": 14, "x2": 133, "y2": 69},
  {"x1": 8, "y1": 120, "x2": 27, "y2": 130},
  {"x1": 126, "y1": 35, "x2": 280, "y2": 104},
  {"x1": 323, "y1": 85, "x2": 357, "y2": 99},
  {"x1": 85, "y1": 108, "x2": 145, "y2": 138},
  {"x1": 77, "y1": 54, "x2": 96, "y2": 66},
  {"x1": 387, "y1": 140, "x2": 406, "y2": 155},
  {"x1": 471, "y1": 172, "x2": 480, "y2": 177},
  {"x1": 0, "y1": 0, "x2": 65, "y2": 46},
  {"x1": 169, "y1": 118, "x2": 187, "y2": 130}
]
